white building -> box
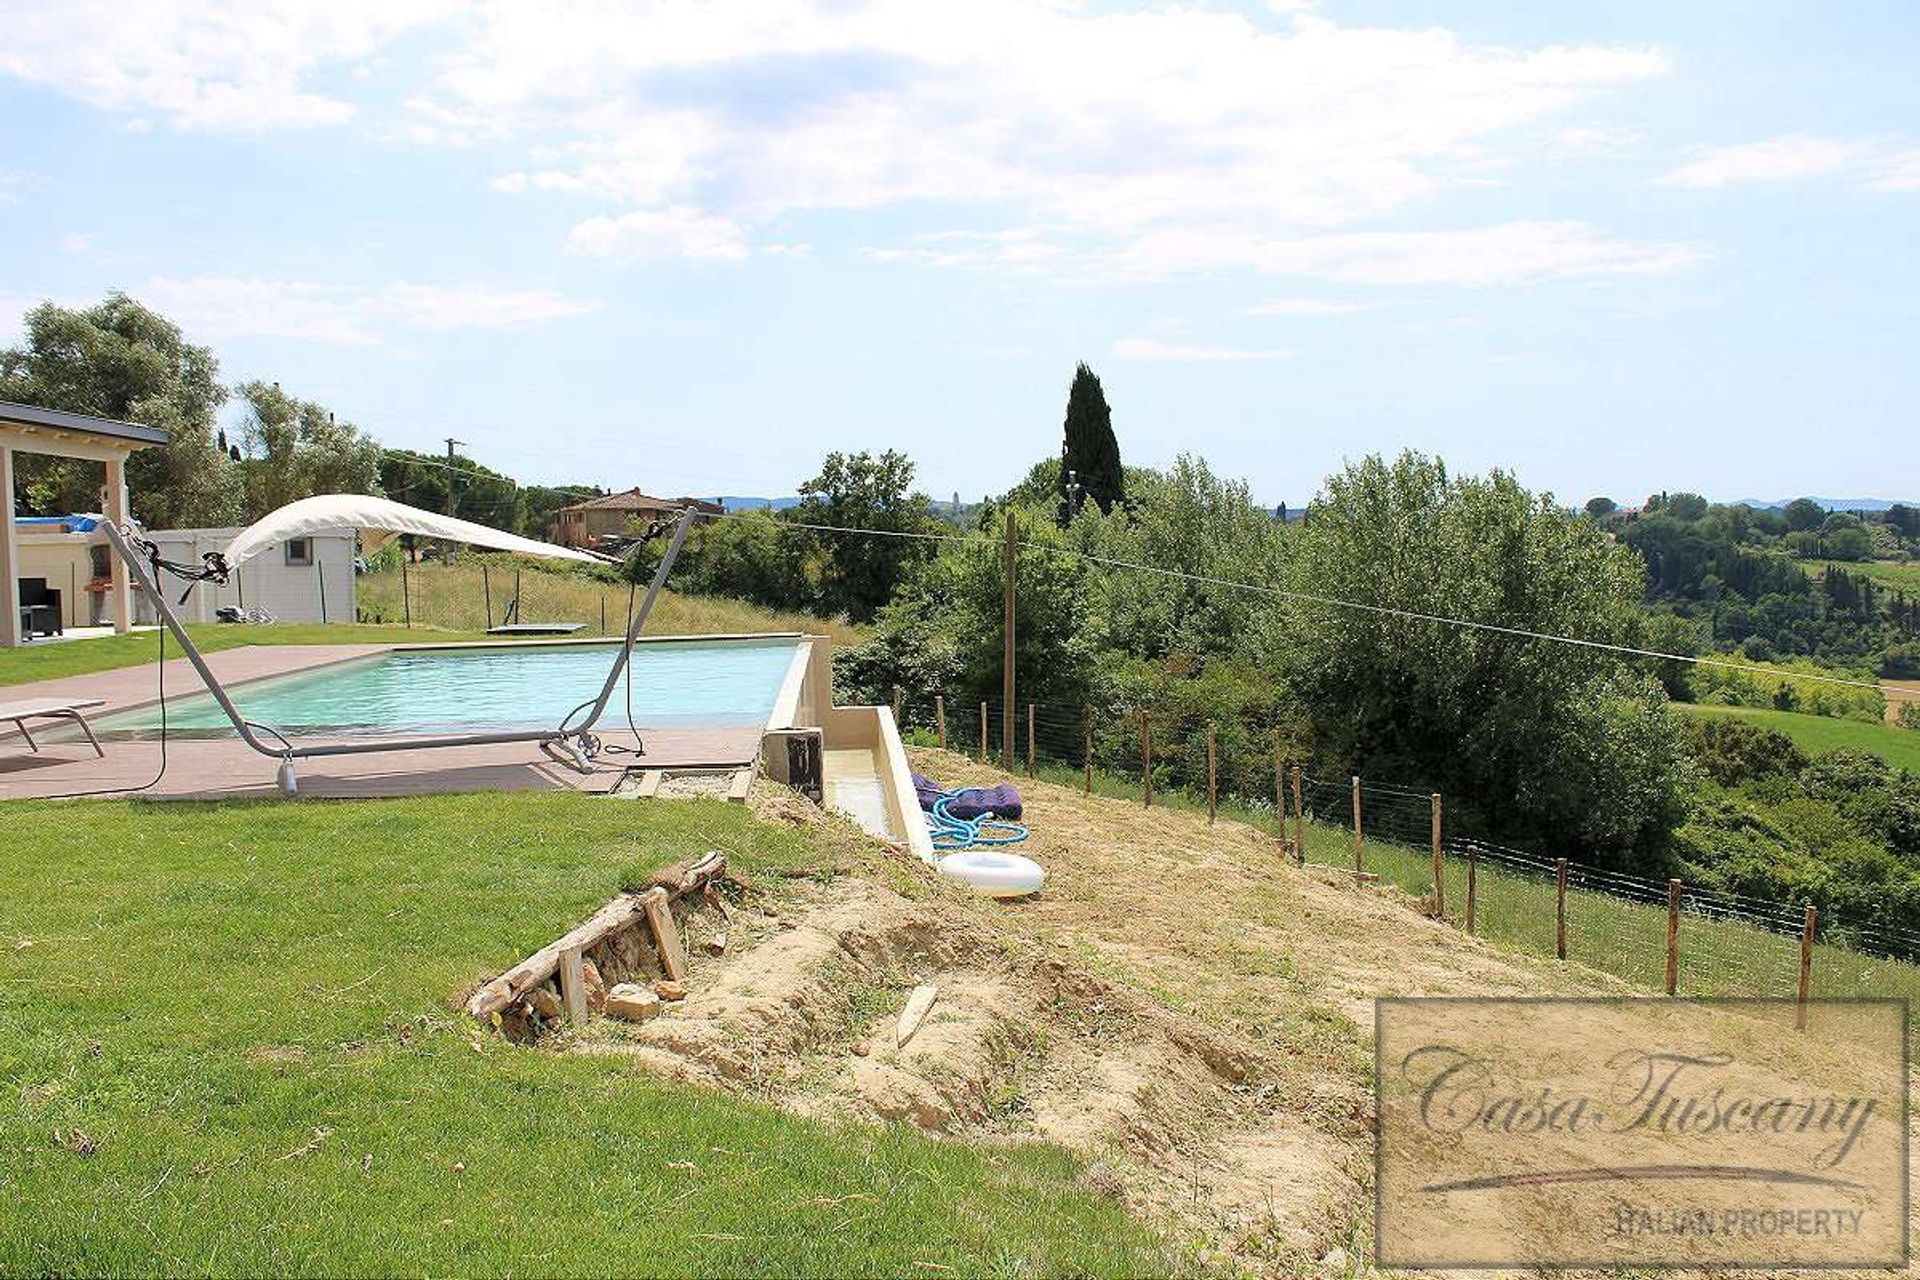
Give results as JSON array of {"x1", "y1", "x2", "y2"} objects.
[{"x1": 133, "y1": 527, "x2": 356, "y2": 625}]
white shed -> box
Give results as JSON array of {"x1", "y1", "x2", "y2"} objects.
[{"x1": 133, "y1": 527, "x2": 356, "y2": 625}]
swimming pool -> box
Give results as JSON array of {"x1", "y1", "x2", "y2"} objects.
[{"x1": 95, "y1": 637, "x2": 808, "y2": 739}]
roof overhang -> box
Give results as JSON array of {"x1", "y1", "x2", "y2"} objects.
[{"x1": 0, "y1": 400, "x2": 171, "y2": 462}]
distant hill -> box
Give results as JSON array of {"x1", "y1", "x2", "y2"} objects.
[
  {"x1": 715, "y1": 495, "x2": 803, "y2": 512},
  {"x1": 1735, "y1": 497, "x2": 1914, "y2": 512}
]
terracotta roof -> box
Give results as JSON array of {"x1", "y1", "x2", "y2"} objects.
[{"x1": 557, "y1": 488, "x2": 721, "y2": 514}]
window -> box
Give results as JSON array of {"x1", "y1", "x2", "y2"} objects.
[{"x1": 285, "y1": 538, "x2": 313, "y2": 566}]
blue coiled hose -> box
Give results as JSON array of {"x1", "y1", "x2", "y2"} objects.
[{"x1": 926, "y1": 790, "x2": 1030, "y2": 851}]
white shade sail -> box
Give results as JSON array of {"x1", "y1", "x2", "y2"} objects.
[{"x1": 222, "y1": 494, "x2": 610, "y2": 568}]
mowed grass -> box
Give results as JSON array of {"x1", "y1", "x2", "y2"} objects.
[
  {"x1": 1675, "y1": 701, "x2": 1920, "y2": 774},
  {"x1": 1020, "y1": 745, "x2": 1920, "y2": 1014},
  {"x1": 1851, "y1": 559, "x2": 1920, "y2": 592},
  {"x1": 358, "y1": 557, "x2": 868, "y2": 648},
  {"x1": 0, "y1": 622, "x2": 478, "y2": 689},
  {"x1": 0, "y1": 794, "x2": 1164, "y2": 1277}
]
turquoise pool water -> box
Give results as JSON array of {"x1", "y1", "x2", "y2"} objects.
[{"x1": 96, "y1": 638, "x2": 804, "y2": 738}]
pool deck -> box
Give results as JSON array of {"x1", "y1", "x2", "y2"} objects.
[{"x1": 0, "y1": 643, "x2": 766, "y2": 802}]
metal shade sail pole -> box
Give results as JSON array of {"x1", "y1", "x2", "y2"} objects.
[{"x1": 98, "y1": 514, "x2": 694, "y2": 790}]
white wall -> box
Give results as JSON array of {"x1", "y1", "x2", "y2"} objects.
[{"x1": 134, "y1": 528, "x2": 356, "y2": 625}]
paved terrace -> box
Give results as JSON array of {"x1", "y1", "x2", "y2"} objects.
[{"x1": 0, "y1": 643, "x2": 763, "y2": 801}]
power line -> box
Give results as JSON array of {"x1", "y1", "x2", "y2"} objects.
[{"x1": 687, "y1": 508, "x2": 1920, "y2": 701}]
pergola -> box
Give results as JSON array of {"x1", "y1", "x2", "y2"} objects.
[{"x1": 1, "y1": 400, "x2": 171, "y2": 647}]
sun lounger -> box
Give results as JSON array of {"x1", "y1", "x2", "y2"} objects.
[{"x1": 1, "y1": 698, "x2": 106, "y2": 758}]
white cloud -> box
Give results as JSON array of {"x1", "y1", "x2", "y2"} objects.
[
  {"x1": 1113, "y1": 338, "x2": 1296, "y2": 362},
  {"x1": 58, "y1": 232, "x2": 93, "y2": 254},
  {"x1": 1661, "y1": 133, "x2": 1875, "y2": 188},
  {"x1": 137, "y1": 276, "x2": 601, "y2": 344},
  {"x1": 1245, "y1": 297, "x2": 1392, "y2": 317},
  {"x1": 1867, "y1": 149, "x2": 1920, "y2": 192},
  {"x1": 566, "y1": 206, "x2": 752, "y2": 263},
  {"x1": 419, "y1": 3, "x2": 1672, "y2": 281},
  {"x1": 1120, "y1": 221, "x2": 1704, "y2": 286},
  {"x1": 0, "y1": 0, "x2": 458, "y2": 130}
]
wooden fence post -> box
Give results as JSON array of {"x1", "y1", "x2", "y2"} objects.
[
  {"x1": 1797, "y1": 903, "x2": 1819, "y2": 1030},
  {"x1": 401, "y1": 555, "x2": 411, "y2": 628},
  {"x1": 599, "y1": 595, "x2": 606, "y2": 636},
  {"x1": 1291, "y1": 766, "x2": 1305, "y2": 866},
  {"x1": 1666, "y1": 879, "x2": 1682, "y2": 996},
  {"x1": 1206, "y1": 725, "x2": 1218, "y2": 825},
  {"x1": 1555, "y1": 858, "x2": 1569, "y2": 960},
  {"x1": 1140, "y1": 711, "x2": 1153, "y2": 808},
  {"x1": 1083, "y1": 706, "x2": 1093, "y2": 795},
  {"x1": 1430, "y1": 794, "x2": 1445, "y2": 920},
  {"x1": 891, "y1": 685, "x2": 903, "y2": 729},
  {"x1": 935, "y1": 695, "x2": 947, "y2": 750},
  {"x1": 1350, "y1": 776, "x2": 1364, "y2": 873},
  {"x1": 1027, "y1": 703, "x2": 1036, "y2": 778},
  {"x1": 1001, "y1": 510, "x2": 1017, "y2": 772},
  {"x1": 559, "y1": 945, "x2": 588, "y2": 1025},
  {"x1": 1272, "y1": 732, "x2": 1284, "y2": 852},
  {"x1": 1465, "y1": 845, "x2": 1477, "y2": 935},
  {"x1": 979, "y1": 701, "x2": 989, "y2": 764}
]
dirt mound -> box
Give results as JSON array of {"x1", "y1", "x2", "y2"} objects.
[
  {"x1": 578, "y1": 875, "x2": 1361, "y2": 1270},
  {"x1": 572, "y1": 753, "x2": 1604, "y2": 1273}
]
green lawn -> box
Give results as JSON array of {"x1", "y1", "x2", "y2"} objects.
[
  {"x1": 1675, "y1": 701, "x2": 1920, "y2": 773},
  {"x1": 0, "y1": 622, "x2": 490, "y2": 688},
  {"x1": 1851, "y1": 559, "x2": 1920, "y2": 592},
  {"x1": 0, "y1": 794, "x2": 1164, "y2": 1277}
]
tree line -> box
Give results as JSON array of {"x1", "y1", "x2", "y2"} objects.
[{"x1": 1, "y1": 293, "x2": 602, "y2": 537}]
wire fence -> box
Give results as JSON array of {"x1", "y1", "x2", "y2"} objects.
[{"x1": 896, "y1": 688, "x2": 1920, "y2": 1014}]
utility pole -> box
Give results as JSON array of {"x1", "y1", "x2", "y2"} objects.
[
  {"x1": 442, "y1": 438, "x2": 465, "y2": 517},
  {"x1": 1002, "y1": 509, "x2": 1017, "y2": 771}
]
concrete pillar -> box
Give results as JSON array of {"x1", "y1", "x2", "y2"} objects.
[
  {"x1": 0, "y1": 445, "x2": 18, "y2": 647},
  {"x1": 105, "y1": 456, "x2": 132, "y2": 633}
]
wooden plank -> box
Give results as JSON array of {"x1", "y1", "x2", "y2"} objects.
[
  {"x1": 726, "y1": 768, "x2": 753, "y2": 803},
  {"x1": 645, "y1": 892, "x2": 688, "y2": 981},
  {"x1": 467, "y1": 891, "x2": 660, "y2": 1019},
  {"x1": 633, "y1": 770, "x2": 663, "y2": 798},
  {"x1": 559, "y1": 946, "x2": 588, "y2": 1025}
]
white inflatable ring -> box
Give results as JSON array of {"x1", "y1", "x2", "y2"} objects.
[{"x1": 937, "y1": 850, "x2": 1046, "y2": 899}]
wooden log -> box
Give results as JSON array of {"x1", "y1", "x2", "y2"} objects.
[
  {"x1": 935, "y1": 695, "x2": 947, "y2": 750},
  {"x1": 560, "y1": 946, "x2": 588, "y2": 1025},
  {"x1": 1664, "y1": 879, "x2": 1683, "y2": 995},
  {"x1": 1797, "y1": 903, "x2": 1819, "y2": 1030},
  {"x1": 647, "y1": 850, "x2": 728, "y2": 897},
  {"x1": 1555, "y1": 858, "x2": 1569, "y2": 960},
  {"x1": 645, "y1": 892, "x2": 688, "y2": 982},
  {"x1": 467, "y1": 891, "x2": 662, "y2": 1019},
  {"x1": 891, "y1": 684, "x2": 903, "y2": 727},
  {"x1": 979, "y1": 701, "x2": 989, "y2": 763}
]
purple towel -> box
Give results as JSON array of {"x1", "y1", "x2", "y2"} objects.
[{"x1": 912, "y1": 772, "x2": 1023, "y2": 821}]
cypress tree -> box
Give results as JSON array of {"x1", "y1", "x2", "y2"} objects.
[{"x1": 1058, "y1": 362, "x2": 1124, "y2": 520}]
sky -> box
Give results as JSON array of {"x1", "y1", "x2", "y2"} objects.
[{"x1": 1, "y1": 0, "x2": 1916, "y2": 508}]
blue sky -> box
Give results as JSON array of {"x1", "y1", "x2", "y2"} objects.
[{"x1": 2, "y1": 0, "x2": 1915, "y2": 508}]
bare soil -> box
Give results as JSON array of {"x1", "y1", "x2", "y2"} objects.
[{"x1": 568, "y1": 747, "x2": 1610, "y2": 1275}]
